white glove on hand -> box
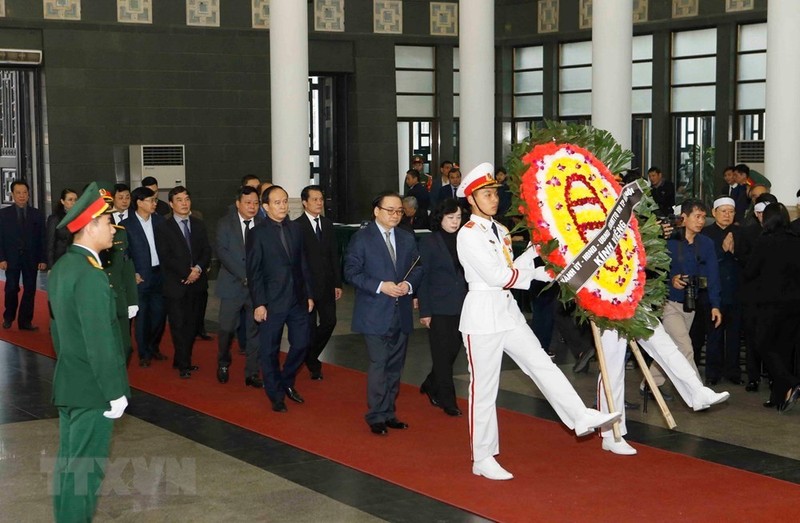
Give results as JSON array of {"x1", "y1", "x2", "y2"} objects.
[
  {"x1": 103, "y1": 396, "x2": 128, "y2": 419},
  {"x1": 532, "y1": 263, "x2": 554, "y2": 283},
  {"x1": 127, "y1": 305, "x2": 139, "y2": 319}
]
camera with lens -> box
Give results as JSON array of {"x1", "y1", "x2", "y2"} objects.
[
  {"x1": 658, "y1": 215, "x2": 683, "y2": 240},
  {"x1": 681, "y1": 275, "x2": 707, "y2": 312}
]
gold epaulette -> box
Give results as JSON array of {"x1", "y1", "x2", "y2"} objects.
[
  {"x1": 464, "y1": 221, "x2": 475, "y2": 229},
  {"x1": 112, "y1": 224, "x2": 125, "y2": 230},
  {"x1": 87, "y1": 256, "x2": 103, "y2": 269}
]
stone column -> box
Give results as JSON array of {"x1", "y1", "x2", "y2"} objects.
[
  {"x1": 458, "y1": 0, "x2": 494, "y2": 172},
  {"x1": 591, "y1": 0, "x2": 633, "y2": 153}
]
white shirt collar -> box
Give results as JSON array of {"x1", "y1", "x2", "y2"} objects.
[{"x1": 73, "y1": 243, "x2": 101, "y2": 265}]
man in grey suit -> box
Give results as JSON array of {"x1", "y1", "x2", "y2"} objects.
[{"x1": 216, "y1": 186, "x2": 263, "y2": 387}]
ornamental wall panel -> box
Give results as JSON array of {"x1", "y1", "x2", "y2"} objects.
[
  {"x1": 579, "y1": 0, "x2": 592, "y2": 30},
  {"x1": 430, "y1": 2, "x2": 457, "y2": 36},
  {"x1": 374, "y1": 0, "x2": 402, "y2": 35},
  {"x1": 672, "y1": 0, "x2": 698, "y2": 18},
  {"x1": 118, "y1": 0, "x2": 152, "y2": 24},
  {"x1": 252, "y1": 0, "x2": 269, "y2": 30},
  {"x1": 0, "y1": 0, "x2": 5, "y2": 18},
  {"x1": 315, "y1": 0, "x2": 345, "y2": 32},
  {"x1": 726, "y1": 0, "x2": 754, "y2": 12},
  {"x1": 632, "y1": 0, "x2": 648, "y2": 23},
  {"x1": 187, "y1": 0, "x2": 220, "y2": 27},
  {"x1": 43, "y1": 0, "x2": 81, "y2": 21},
  {"x1": 538, "y1": 0, "x2": 558, "y2": 34}
]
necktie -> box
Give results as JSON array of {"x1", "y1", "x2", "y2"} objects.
[
  {"x1": 243, "y1": 219, "x2": 251, "y2": 244},
  {"x1": 384, "y1": 230, "x2": 396, "y2": 267},
  {"x1": 452, "y1": 186, "x2": 457, "y2": 199},
  {"x1": 118, "y1": 212, "x2": 124, "y2": 224},
  {"x1": 491, "y1": 222, "x2": 500, "y2": 240},
  {"x1": 181, "y1": 219, "x2": 192, "y2": 254},
  {"x1": 278, "y1": 222, "x2": 291, "y2": 259},
  {"x1": 314, "y1": 217, "x2": 322, "y2": 241}
]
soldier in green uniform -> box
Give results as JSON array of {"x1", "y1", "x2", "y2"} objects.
[
  {"x1": 48, "y1": 182, "x2": 131, "y2": 523},
  {"x1": 98, "y1": 184, "x2": 139, "y2": 365}
]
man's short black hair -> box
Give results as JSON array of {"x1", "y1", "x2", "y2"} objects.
[
  {"x1": 113, "y1": 183, "x2": 131, "y2": 196},
  {"x1": 647, "y1": 166, "x2": 662, "y2": 175},
  {"x1": 240, "y1": 174, "x2": 260, "y2": 186},
  {"x1": 168, "y1": 185, "x2": 190, "y2": 202},
  {"x1": 261, "y1": 185, "x2": 286, "y2": 205},
  {"x1": 734, "y1": 163, "x2": 750, "y2": 176},
  {"x1": 301, "y1": 184, "x2": 323, "y2": 202},
  {"x1": 406, "y1": 169, "x2": 419, "y2": 181},
  {"x1": 238, "y1": 186, "x2": 259, "y2": 200},
  {"x1": 440, "y1": 160, "x2": 453, "y2": 169},
  {"x1": 9, "y1": 180, "x2": 29, "y2": 192},
  {"x1": 680, "y1": 198, "x2": 706, "y2": 216},
  {"x1": 371, "y1": 191, "x2": 402, "y2": 210},
  {"x1": 141, "y1": 176, "x2": 158, "y2": 187},
  {"x1": 130, "y1": 187, "x2": 155, "y2": 210}
]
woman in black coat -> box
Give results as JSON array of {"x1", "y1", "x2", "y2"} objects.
[
  {"x1": 418, "y1": 199, "x2": 468, "y2": 416},
  {"x1": 743, "y1": 203, "x2": 800, "y2": 412},
  {"x1": 45, "y1": 188, "x2": 77, "y2": 268}
]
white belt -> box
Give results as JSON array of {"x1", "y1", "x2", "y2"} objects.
[{"x1": 468, "y1": 282, "x2": 504, "y2": 291}]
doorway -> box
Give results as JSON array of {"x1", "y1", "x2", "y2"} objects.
[{"x1": 308, "y1": 75, "x2": 348, "y2": 222}]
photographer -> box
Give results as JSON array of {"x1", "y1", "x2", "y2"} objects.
[{"x1": 646, "y1": 199, "x2": 722, "y2": 396}]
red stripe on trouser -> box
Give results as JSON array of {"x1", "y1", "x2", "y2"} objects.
[{"x1": 466, "y1": 334, "x2": 475, "y2": 462}]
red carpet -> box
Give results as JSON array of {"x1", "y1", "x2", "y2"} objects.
[{"x1": 5, "y1": 285, "x2": 800, "y2": 522}]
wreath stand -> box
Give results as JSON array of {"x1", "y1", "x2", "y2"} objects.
[{"x1": 589, "y1": 322, "x2": 677, "y2": 440}]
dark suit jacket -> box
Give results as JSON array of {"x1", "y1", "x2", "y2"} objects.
[
  {"x1": 399, "y1": 213, "x2": 430, "y2": 232},
  {"x1": 154, "y1": 215, "x2": 211, "y2": 299},
  {"x1": 217, "y1": 212, "x2": 263, "y2": 300},
  {"x1": 247, "y1": 217, "x2": 313, "y2": 314},
  {"x1": 730, "y1": 184, "x2": 749, "y2": 224},
  {"x1": 45, "y1": 211, "x2": 73, "y2": 267},
  {"x1": 417, "y1": 231, "x2": 466, "y2": 318},
  {"x1": 406, "y1": 183, "x2": 431, "y2": 215},
  {"x1": 121, "y1": 212, "x2": 166, "y2": 292},
  {"x1": 743, "y1": 230, "x2": 800, "y2": 304},
  {"x1": 0, "y1": 204, "x2": 46, "y2": 267},
  {"x1": 651, "y1": 180, "x2": 676, "y2": 217},
  {"x1": 344, "y1": 221, "x2": 422, "y2": 335},
  {"x1": 294, "y1": 213, "x2": 341, "y2": 302}
]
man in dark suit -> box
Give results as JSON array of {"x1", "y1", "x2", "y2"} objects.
[
  {"x1": 648, "y1": 166, "x2": 676, "y2": 218},
  {"x1": 141, "y1": 176, "x2": 171, "y2": 217},
  {"x1": 0, "y1": 180, "x2": 47, "y2": 330},
  {"x1": 398, "y1": 196, "x2": 430, "y2": 232},
  {"x1": 111, "y1": 183, "x2": 132, "y2": 225},
  {"x1": 404, "y1": 169, "x2": 430, "y2": 216},
  {"x1": 121, "y1": 187, "x2": 168, "y2": 367},
  {"x1": 154, "y1": 186, "x2": 212, "y2": 379},
  {"x1": 216, "y1": 186, "x2": 263, "y2": 388},
  {"x1": 295, "y1": 185, "x2": 342, "y2": 380},
  {"x1": 430, "y1": 159, "x2": 453, "y2": 208},
  {"x1": 344, "y1": 192, "x2": 423, "y2": 435},
  {"x1": 436, "y1": 167, "x2": 468, "y2": 209},
  {"x1": 247, "y1": 185, "x2": 314, "y2": 413}
]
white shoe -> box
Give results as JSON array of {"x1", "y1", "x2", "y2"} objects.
[
  {"x1": 691, "y1": 388, "x2": 730, "y2": 412},
  {"x1": 574, "y1": 409, "x2": 621, "y2": 437},
  {"x1": 472, "y1": 456, "x2": 514, "y2": 480},
  {"x1": 602, "y1": 437, "x2": 637, "y2": 456}
]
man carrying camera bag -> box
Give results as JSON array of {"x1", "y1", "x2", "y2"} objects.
[{"x1": 645, "y1": 199, "x2": 722, "y2": 396}]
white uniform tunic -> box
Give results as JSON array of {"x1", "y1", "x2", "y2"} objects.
[{"x1": 457, "y1": 214, "x2": 595, "y2": 462}]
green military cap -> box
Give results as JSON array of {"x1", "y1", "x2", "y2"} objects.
[{"x1": 57, "y1": 182, "x2": 113, "y2": 232}]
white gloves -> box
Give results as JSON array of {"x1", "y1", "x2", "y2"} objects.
[
  {"x1": 127, "y1": 305, "x2": 139, "y2": 319},
  {"x1": 103, "y1": 396, "x2": 128, "y2": 419},
  {"x1": 532, "y1": 264, "x2": 554, "y2": 283}
]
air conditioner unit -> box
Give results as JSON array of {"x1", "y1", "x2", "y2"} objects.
[
  {"x1": 129, "y1": 145, "x2": 186, "y2": 188},
  {"x1": 733, "y1": 140, "x2": 765, "y2": 177}
]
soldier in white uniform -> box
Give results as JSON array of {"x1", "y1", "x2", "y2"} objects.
[
  {"x1": 456, "y1": 162, "x2": 621, "y2": 481},
  {"x1": 597, "y1": 318, "x2": 730, "y2": 455}
]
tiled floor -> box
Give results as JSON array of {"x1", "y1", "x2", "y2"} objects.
[{"x1": 2, "y1": 282, "x2": 799, "y2": 522}]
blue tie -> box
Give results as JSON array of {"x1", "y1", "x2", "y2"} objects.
[{"x1": 181, "y1": 219, "x2": 192, "y2": 254}]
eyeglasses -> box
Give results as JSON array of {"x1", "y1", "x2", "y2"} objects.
[{"x1": 378, "y1": 207, "x2": 404, "y2": 216}]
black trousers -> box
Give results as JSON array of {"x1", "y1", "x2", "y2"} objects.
[
  {"x1": 134, "y1": 270, "x2": 166, "y2": 361},
  {"x1": 4, "y1": 259, "x2": 38, "y2": 326},
  {"x1": 363, "y1": 308, "x2": 407, "y2": 425},
  {"x1": 742, "y1": 303, "x2": 763, "y2": 383},
  {"x1": 305, "y1": 295, "x2": 337, "y2": 374},
  {"x1": 758, "y1": 302, "x2": 800, "y2": 404},
  {"x1": 421, "y1": 314, "x2": 462, "y2": 410},
  {"x1": 166, "y1": 292, "x2": 202, "y2": 372}
]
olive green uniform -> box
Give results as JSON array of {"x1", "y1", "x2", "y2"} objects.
[
  {"x1": 49, "y1": 244, "x2": 130, "y2": 523},
  {"x1": 101, "y1": 225, "x2": 138, "y2": 362}
]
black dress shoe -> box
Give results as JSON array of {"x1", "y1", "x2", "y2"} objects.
[
  {"x1": 152, "y1": 352, "x2": 167, "y2": 361},
  {"x1": 385, "y1": 418, "x2": 408, "y2": 429},
  {"x1": 745, "y1": 380, "x2": 759, "y2": 392},
  {"x1": 19, "y1": 324, "x2": 39, "y2": 331},
  {"x1": 420, "y1": 384, "x2": 440, "y2": 407},
  {"x1": 2, "y1": 321, "x2": 11, "y2": 329},
  {"x1": 443, "y1": 407, "x2": 462, "y2": 417},
  {"x1": 179, "y1": 370, "x2": 191, "y2": 379},
  {"x1": 370, "y1": 422, "x2": 388, "y2": 435},
  {"x1": 285, "y1": 387, "x2": 304, "y2": 404},
  {"x1": 624, "y1": 400, "x2": 640, "y2": 410},
  {"x1": 272, "y1": 401, "x2": 288, "y2": 413},
  {"x1": 705, "y1": 377, "x2": 720, "y2": 386},
  {"x1": 217, "y1": 366, "x2": 229, "y2": 384},
  {"x1": 310, "y1": 371, "x2": 324, "y2": 381},
  {"x1": 197, "y1": 332, "x2": 213, "y2": 341},
  {"x1": 174, "y1": 364, "x2": 200, "y2": 371},
  {"x1": 572, "y1": 347, "x2": 595, "y2": 374},
  {"x1": 726, "y1": 377, "x2": 744, "y2": 385},
  {"x1": 245, "y1": 375, "x2": 263, "y2": 388},
  {"x1": 763, "y1": 399, "x2": 775, "y2": 408},
  {"x1": 139, "y1": 359, "x2": 150, "y2": 368}
]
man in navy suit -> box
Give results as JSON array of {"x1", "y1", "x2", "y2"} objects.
[
  {"x1": 154, "y1": 186, "x2": 212, "y2": 379},
  {"x1": 0, "y1": 180, "x2": 47, "y2": 330},
  {"x1": 295, "y1": 185, "x2": 342, "y2": 381},
  {"x1": 404, "y1": 169, "x2": 430, "y2": 216},
  {"x1": 216, "y1": 186, "x2": 263, "y2": 388},
  {"x1": 344, "y1": 192, "x2": 423, "y2": 435},
  {"x1": 247, "y1": 185, "x2": 314, "y2": 413},
  {"x1": 436, "y1": 167, "x2": 468, "y2": 209},
  {"x1": 121, "y1": 187, "x2": 167, "y2": 366}
]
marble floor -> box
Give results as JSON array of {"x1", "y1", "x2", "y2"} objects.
[{"x1": 1, "y1": 283, "x2": 799, "y2": 522}]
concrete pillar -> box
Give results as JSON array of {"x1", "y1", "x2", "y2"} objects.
[
  {"x1": 458, "y1": 0, "x2": 494, "y2": 172},
  {"x1": 591, "y1": 0, "x2": 633, "y2": 153},
  {"x1": 765, "y1": 0, "x2": 800, "y2": 204},
  {"x1": 269, "y1": 0, "x2": 309, "y2": 206}
]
